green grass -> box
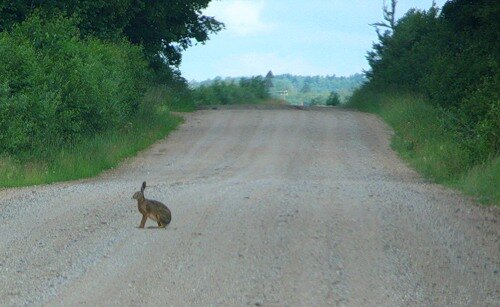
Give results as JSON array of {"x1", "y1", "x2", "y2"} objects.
[
  {"x1": 0, "y1": 88, "x2": 184, "y2": 187},
  {"x1": 454, "y1": 156, "x2": 500, "y2": 205},
  {"x1": 346, "y1": 90, "x2": 499, "y2": 206}
]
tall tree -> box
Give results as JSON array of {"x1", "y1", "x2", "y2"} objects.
[
  {"x1": 361, "y1": 0, "x2": 499, "y2": 157},
  {"x1": 0, "y1": 0, "x2": 223, "y2": 66},
  {"x1": 370, "y1": 0, "x2": 397, "y2": 35},
  {"x1": 123, "y1": 0, "x2": 223, "y2": 66}
]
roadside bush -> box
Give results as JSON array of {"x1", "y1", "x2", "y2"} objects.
[
  {"x1": 348, "y1": 0, "x2": 499, "y2": 205},
  {"x1": 0, "y1": 13, "x2": 149, "y2": 158},
  {"x1": 365, "y1": 1, "x2": 499, "y2": 160},
  {"x1": 192, "y1": 76, "x2": 270, "y2": 106},
  {"x1": 0, "y1": 88, "x2": 183, "y2": 187},
  {"x1": 347, "y1": 87, "x2": 499, "y2": 205}
]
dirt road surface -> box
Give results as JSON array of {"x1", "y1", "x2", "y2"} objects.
[{"x1": 0, "y1": 107, "x2": 498, "y2": 306}]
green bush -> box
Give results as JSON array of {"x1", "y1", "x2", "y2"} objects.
[
  {"x1": 365, "y1": 1, "x2": 499, "y2": 160},
  {"x1": 326, "y1": 91, "x2": 341, "y2": 106},
  {"x1": 143, "y1": 85, "x2": 195, "y2": 112},
  {"x1": 0, "y1": 13, "x2": 149, "y2": 158},
  {"x1": 192, "y1": 76, "x2": 270, "y2": 106},
  {"x1": 346, "y1": 87, "x2": 499, "y2": 205},
  {"x1": 349, "y1": 0, "x2": 499, "y2": 205},
  {"x1": 0, "y1": 89, "x2": 183, "y2": 187}
]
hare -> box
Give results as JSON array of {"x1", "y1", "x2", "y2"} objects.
[{"x1": 132, "y1": 181, "x2": 171, "y2": 228}]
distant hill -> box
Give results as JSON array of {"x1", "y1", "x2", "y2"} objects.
[{"x1": 190, "y1": 73, "x2": 366, "y2": 105}]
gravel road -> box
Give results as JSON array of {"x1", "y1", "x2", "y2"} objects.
[{"x1": 0, "y1": 106, "x2": 498, "y2": 306}]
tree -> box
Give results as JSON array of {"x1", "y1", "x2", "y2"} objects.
[
  {"x1": 360, "y1": 0, "x2": 500, "y2": 160},
  {"x1": 265, "y1": 70, "x2": 274, "y2": 89},
  {"x1": 366, "y1": 4, "x2": 440, "y2": 91},
  {"x1": 309, "y1": 96, "x2": 324, "y2": 106},
  {"x1": 123, "y1": 0, "x2": 224, "y2": 66},
  {"x1": 370, "y1": 0, "x2": 397, "y2": 35},
  {"x1": 0, "y1": 0, "x2": 224, "y2": 66},
  {"x1": 239, "y1": 76, "x2": 269, "y2": 100},
  {"x1": 300, "y1": 80, "x2": 311, "y2": 93},
  {"x1": 326, "y1": 92, "x2": 341, "y2": 106}
]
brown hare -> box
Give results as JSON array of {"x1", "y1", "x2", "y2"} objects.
[{"x1": 132, "y1": 181, "x2": 171, "y2": 228}]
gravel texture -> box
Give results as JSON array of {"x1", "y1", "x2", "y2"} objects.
[{"x1": 0, "y1": 106, "x2": 498, "y2": 306}]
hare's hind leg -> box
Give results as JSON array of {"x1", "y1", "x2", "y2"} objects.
[{"x1": 139, "y1": 214, "x2": 147, "y2": 228}]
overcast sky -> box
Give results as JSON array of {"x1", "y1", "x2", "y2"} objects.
[{"x1": 179, "y1": 0, "x2": 448, "y2": 81}]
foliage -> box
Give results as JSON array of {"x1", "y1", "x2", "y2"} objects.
[
  {"x1": 192, "y1": 74, "x2": 365, "y2": 106},
  {"x1": 270, "y1": 74, "x2": 365, "y2": 105},
  {"x1": 308, "y1": 96, "x2": 324, "y2": 106},
  {"x1": 347, "y1": 89, "x2": 498, "y2": 205},
  {"x1": 455, "y1": 156, "x2": 500, "y2": 205},
  {"x1": 147, "y1": 85, "x2": 196, "y2": 112},
  {"x1": 0, "y1": 1, "x2": 221, "y2": 187},
  {"x1": 348, "y1": 0, "x2": 499, "y2": 204},
  {"x1": 0, "y1": 0, "x2": 223, "y2": 66},
  {"x1": 0, "y1": 14, "x2": 149, "y2": 158},
  {"x1": 370, "y1": 0, "x2": 397, "y2": 32},
  {"x1": 0, "y1": 87, "x2": 183, "y2": 187},
  {"x1": 124, "y1": 0, "x2": 223, "y2": 66},
  {"x1": 365, "y1": 0, "x2": 499, "y2": 161},
  {"x1": 192, "y1": 76, "x2": 270, "y2": 105},
  {"x1": 265, "y1": 70, "x2": 274, "y2": 89},
  {"x1": 326, "y1": 92, "x2": 341, "y2": 106}
]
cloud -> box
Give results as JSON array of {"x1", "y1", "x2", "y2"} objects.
[{"x1": 205, "y1": 0, "x2": 272, "y2": 36}]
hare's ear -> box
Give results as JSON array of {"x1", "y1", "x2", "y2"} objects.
[{"x1": 141, "y1": 181, "x2": 146, "y2": 192}]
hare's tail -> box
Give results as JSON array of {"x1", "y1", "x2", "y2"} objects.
[{"x1": 160, "y1": 211, "x2": 171, "y2": 225}]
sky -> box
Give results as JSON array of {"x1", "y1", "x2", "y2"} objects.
[{"x1": 179, "y1": 0, "x2": 448, "y2": 81}]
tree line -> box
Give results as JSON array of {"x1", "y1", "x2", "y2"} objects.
[
  {"x1": 271, "y1": 73, "x2": 365, "y2": 105},
  {"x1": 355, "y1": 0, "x2": 498, "y2": 164},
  {"x1": 192, "y1": 73, "x2": 365, "y2": 106},
  {"x1": 191, "y1": 76, "x2": 271, "y2": 105}
]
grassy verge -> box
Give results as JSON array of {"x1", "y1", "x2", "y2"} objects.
[
  {"x1": 0, "y1": 88, "x2": 184, "y2": 187},
  {"x1": 346, "y1": 90, "x2": 499, "y2": 206},
  {"x1": 454, "y1": 157, "x2": 499, "y2": 205},
  {"x1": 146, "y1": 86, "x2": 196, "y2": 112}
]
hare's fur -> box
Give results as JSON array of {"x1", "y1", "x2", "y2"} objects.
[{"x1": 132, "y1": 182, "x2": 171, "y2": 228}]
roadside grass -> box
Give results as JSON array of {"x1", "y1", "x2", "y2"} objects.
[
  {"x1": 346, "y1": 90, "x2": 499, "y2": 206},
  {"x1": 0, "y1": 88, "x2": 183, "y2": 187},
  {"x1": 454, "y1": 156, "x2": 500, "y2": 205}
]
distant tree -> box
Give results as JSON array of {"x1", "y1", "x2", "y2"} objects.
[
  {"x1": 239, "y1": 76, "x2": 269, "y2": 99},
  {"x1": 326, "y1": 92, "x2": 341, "y2": 106},
  {"x1": 308, "y1": 96, "x2": 325, "y2": 106},
  {"x1": 191, "y1": 74, "x2": 366, "y2": 106},
  {"x1": 265, "y1": 70, "x2": 274, "y2": 89},
  {"x1": 300, "y1": 81, "x2": 312, "y2": 93}
]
